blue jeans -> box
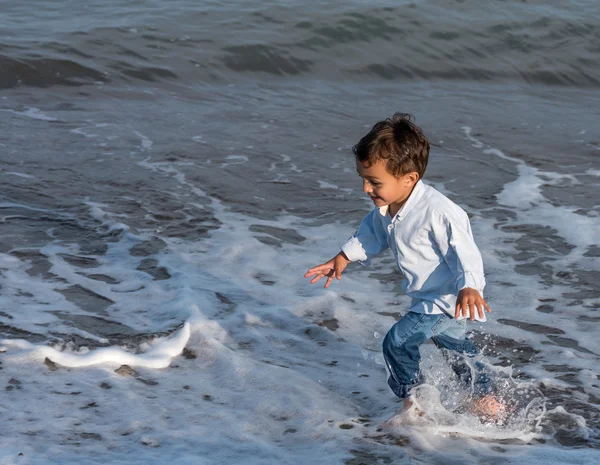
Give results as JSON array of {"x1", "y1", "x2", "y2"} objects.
[{"x1": 382, "y1": 311, "x2": 491, "y2": 399}]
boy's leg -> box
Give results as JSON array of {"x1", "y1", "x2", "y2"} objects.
[
  {"x1": 382, "y1": 312, "x2": 445, "y2": 399},
  {"x1": 430, "y1": 316, "x2": 492, "y2": 397}
]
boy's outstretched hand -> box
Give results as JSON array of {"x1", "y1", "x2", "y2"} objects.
[
  {"x1": 455, "y1": 288, "x2": 491, "y2": 321},
  {"x1": 304, "y1": 252, "x2": 350, "y2": 288}
]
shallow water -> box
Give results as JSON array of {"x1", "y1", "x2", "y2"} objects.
[{"x1": 1, "y1": 1, "x2": 599, "y2": 464}]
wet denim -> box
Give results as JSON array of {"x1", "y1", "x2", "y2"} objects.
[{"x1": 382, "y1": 311, "x2": 491, "y2": 399}]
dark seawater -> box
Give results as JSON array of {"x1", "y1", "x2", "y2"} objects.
[
  {"x1": 1, "y1": 1, "x2": 599, "y2": 464},
  {"x1": 2, "y1": 0, "x2": 600, "y2": 88}
]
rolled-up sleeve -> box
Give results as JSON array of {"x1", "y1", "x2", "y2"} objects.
[
  {"x1": 341, "y1": 209, "x2": 389, "y2": 264},
  {"x1": 431, "y1": 209, "x2": 486, "y2": 293}
]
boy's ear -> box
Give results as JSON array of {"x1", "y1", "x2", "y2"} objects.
[{"x1": 405, "y1": 172, "x2": 420, "y2": 185}]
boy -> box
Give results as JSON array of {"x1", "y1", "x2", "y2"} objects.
[{"x1": 304, "y1": 113, "x2": 502, "y2": 418}]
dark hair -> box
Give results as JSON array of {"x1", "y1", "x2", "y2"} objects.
[{"x1": 353, "y1": 113, "x2": 429, "y2": 179}]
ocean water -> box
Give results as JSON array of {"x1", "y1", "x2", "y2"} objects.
[{"x1": 1, "y1": 1, "x2": 599, "y2": 463}]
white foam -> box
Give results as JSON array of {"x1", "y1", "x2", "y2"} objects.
[
  {"x1": 317, "y1": 180, "x2": 339, "y2": 189},
  {"x1": 134, "y1": 130, "x2": 153, "y2": 151},
  {"x1": 1, "y1": 128, "x2": 598, "y2": 463},
  {"x1": 1, "y1": 107, "x2": 57, "y2": 121},
  {"x1": 220, "y1": 154, "x2": 249, "y2": 168},
  {"x1": 0, "y1": 323, "x2": 189, "y2": 369},
  {"x1": 2, "y1": 171, "x2": 36, "y2": 179},
  {"x1": 71, "y1": 126, "x2": 99, "y2": 138},
  {"x1": 464, "y1": 132, "x2": 599, "y2": 256}
]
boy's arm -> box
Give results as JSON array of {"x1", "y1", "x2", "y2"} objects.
[
  {"x1": 432, "y1": 210, "x2": 490, "y2": 320},
  {"x1": 305, "y1": 208, "x2": 389, "y2": 288},
  {"x1": 340, "y1": 208, "x2": 389, "y2": 264}
]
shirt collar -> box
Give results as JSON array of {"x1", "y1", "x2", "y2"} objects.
[{"x1": 377, "y1": 180, "x2": 426, "y2": 220}]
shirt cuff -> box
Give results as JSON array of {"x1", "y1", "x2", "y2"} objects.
[
  {"x1": 458, "y1": 272, "x2": 486, "y2": 293},
  {"x1": 341, "y1": 236, "x2": 368, "y2": 263}
]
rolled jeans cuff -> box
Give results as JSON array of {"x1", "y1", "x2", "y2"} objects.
[{"x1": 387, "y1": 374, "x2": 423, "y2": 399}]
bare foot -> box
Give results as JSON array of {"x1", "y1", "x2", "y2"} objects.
[
  {"x1": 402, "y1": 397, "x2": 425, "y2": 416},
  {"x1": 378, "y1": 398, "x2": 424, "y2": 430},
  {"x1": 469, "y1": 395, "x2": 507, "y2": 421}
]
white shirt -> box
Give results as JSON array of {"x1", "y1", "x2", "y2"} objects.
[{"x1": 341, "y1": 180, "x2": 486, "y2": 317}]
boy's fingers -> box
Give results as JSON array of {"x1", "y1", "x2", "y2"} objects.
[
  {"x1": 305, "y1": 266, "x2": 325, "y2": 275},
  {"x1": 456, "y1": 294, "x2": 490, "y2": 320},
  {"x1": 477, "y1": 304, "x2": 484, "y2": 320},
  {"x1": 460, "y1": 303, "x2": 466, "y2": 319},
  {"x1": 324, "y1": 276, "x2": 334, "y2": 288},
  {"x1": 305, "y1": 265, "x2": 333, "y2": 278},
  {"x1": 309, "y1": 274, "x2": 324, "y2": 284},
  {"x1": 471, "y1": 301, "x2": 479, "y2": 321},
  {"x1": 455, "y1": 302, "x2": 462, "y2": 318},
  {"x1": 467, "y1": 299, "x2": 475, "y2": 320},
  {"x1": 306, "y1": 262, "x2": 335, "y2": 273},
  {"x1": 462, "y1": 298, "x2": 469, "y2": 319}
]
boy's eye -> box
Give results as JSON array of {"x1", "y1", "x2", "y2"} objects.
[{"x1": 358, "y1": 175, "x2": 380, "y2": 187}]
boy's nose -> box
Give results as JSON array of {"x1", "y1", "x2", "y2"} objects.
[{"x1": 362, "y1": 179, "x2": 372, "y2": 194}]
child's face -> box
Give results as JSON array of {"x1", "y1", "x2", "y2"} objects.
[{"x1": 356, "y1": 159, "x2": 419, "y2": 210}]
